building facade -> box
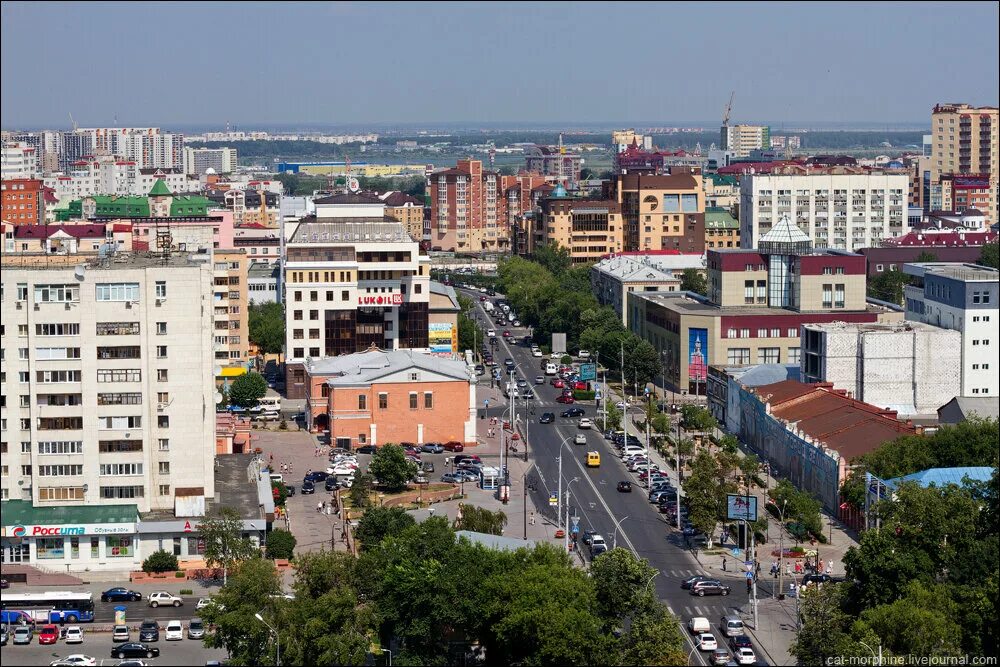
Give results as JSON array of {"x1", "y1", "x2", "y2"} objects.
[
  {"x1": 74, "y1": 128, "x2": 184, "y2": 170},
  {"x1": 183, "y1": 146, "x2": 237, "y2": 175},
  {"x1": 537, "y1": 192, "x2": 625, "y2": 264},
  {"x1": 608, "y1": 171, "x2": 706, "y2": 254},
  {"x1": 523, "y1": 145, "x2": 583, "y2": 190},
  {"x1": 930, "y1": 103, "x2": 998, "y2": 223},
  {"x1": 704, "y1": 207, "x2": 740, "y2": 249},
  {"x1": 800, "y1": 321, "x2": 962, "y2": 415},
  {"x1": 590, "y1": 255, "x2": 680, "y2": 327},
  {"x1": 2, "y1": 178, "x2": 45, "y2": 226},
  {"x1": 2, "y1": 142, "x2": 39, "y2": 180},
  {"x1": 739, "y1": 166, "x2": 911, "y2": 250},
  {"x1": 380, "y1": 191, "x2": 426, "y2": 242},
  {"x1": 721, "y1": 124, "x2": 770, "y2": 158},
  {"x1": 212, "y1": 250, "x2": 250, "y2": 366},
  {"x1": 903, "y1": 262, "x2": 999, "y2": 397}
]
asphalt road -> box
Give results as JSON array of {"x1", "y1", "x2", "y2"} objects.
[
  {"x1": 90, "y1": 597, "x2": 205, "y2": 624},
  {"x1": 462, "y1": 289, "x2": 754, "y2": 666},
  {"x1": 2, "y1": 627, "x2": 228, "y2": 666}
]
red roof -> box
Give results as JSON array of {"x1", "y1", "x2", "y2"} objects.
[
  {"x1": 612, "y1": 249, "x2": 700, "y2": 256},
  {"x1": 14, "y1": 224, "x2": 108, "y2": 240},
  {"x1": 884, "y1": 231, "x2": 997, "y2": 247}
]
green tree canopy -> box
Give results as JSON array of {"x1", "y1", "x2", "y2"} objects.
[
  {"x1": 228, "y1": 372, "x2": 268, "y2": 408},
  {"x1": 248, "y1": 301, "x2": 285, "y2": 355},
  {"x1": 355, "y1": 505, "x2": 416, "y2": 550},
  {"x1": 368, "y1": 444, "x2": 418, "y2": 493},
  {"x1": 454, "y1": 504, "x2": 507, "y2": 535},
  {"x1": 200, "y1": 557, "x2": 284, "y2": 666},
  {"x1": 680, "y1": 268, "x2": 708, "y2": 295},
  {"x1": 264, "y1": 529, "x2": 296, "y2": 560},
  {"x1": 683, "y1": 450, "x2": 735, "y2": 545},
  {"x1": 977, "y1": 240, "x2": 999, "y2": 269},
  {"x1": 198, "y1": 507, "x2": 260, "y2": 585}
]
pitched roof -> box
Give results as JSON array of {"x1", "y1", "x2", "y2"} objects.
[
  {"x1": 305, "y1": 349, "x2": 470, "y2": 385},
  {"x1": 13, "y1": 223, "x2": 108, "y2": 239},
  {"x1": 456, "y1": 530, "x2": 538, "y2": 551},
  {"x1": 759, "y1": 215, "x2": 811, "y2": 244},
  {"x1": 885, "y1": 467, "x2": 994, "y2": 491},
  {"x1": 382, "y1": 191, "x2": 424, "y2": 207},
  {"x1": 148, "y1": 179, "x2": 173, "y2": 196}
]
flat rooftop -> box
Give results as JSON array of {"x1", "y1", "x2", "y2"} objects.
[
  {"x1": 140, "y1": 453, "x2": 263, "y2": 522},
  {"x1": 0, "y1": 249, "x2": 212, "y2": 270},
  {"x1": 636, "y1": 291, "x2": 895, "y2": 316},
  {"x1": 902, "y1": 262, "x2": 999, "y2": 282},
  {"x1": 289, "y1": 219, "x2": 413, "y2": 244}
]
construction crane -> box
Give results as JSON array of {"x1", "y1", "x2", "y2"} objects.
[
  {"x1": 68, "y1": 112, "x2": 78, "y2": 132},
  {"x1": 722, "y1": 91, "x2": 735, "y2": 127}
]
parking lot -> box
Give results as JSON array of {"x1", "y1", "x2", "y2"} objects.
[{"x1": 2, "y1": 628, "x2": 228, "y2": 666}]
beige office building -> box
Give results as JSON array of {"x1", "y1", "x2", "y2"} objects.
[
  {"x1": 212, "y1": 249, "x2": 250, "y2": 366},
  {"x1": 930, "y1": 103, "x2": 999, "y2": 224}
]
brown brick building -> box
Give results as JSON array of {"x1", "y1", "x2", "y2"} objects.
[{"x1": 1, "y1": 178, "x2": 45, "y2": 226}]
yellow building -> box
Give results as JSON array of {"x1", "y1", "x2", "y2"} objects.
[
  {"x1": 608, "y1": 171, "x2": 706, "y2": 254},
  {"x1": 537, "y1": 188, "x2": 625, "y2": 264},
  {"x1": 381, "y1": 191, "x2": 426, "y2": 242},
  {"x1": 213, "y1": 249, "x2": 250, "y2": 366},
  {"x1": 931, "y1": 103, "x2": 998, "y2": 223}
]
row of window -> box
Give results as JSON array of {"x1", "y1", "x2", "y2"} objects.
[
  {"x1": 10, "y1": 282, "x2": 167, "y2": 303},
  {"x1": 725, "y1": 327, "x2": 800, "y2": 339},
  {"x1": 354, "y1": 392, "x2": 434, "y2": 411},
  {"x1": 725, "y1": 347, "x2": 801, "y2": 365}
]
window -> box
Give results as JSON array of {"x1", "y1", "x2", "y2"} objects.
[
  {"x1": 96, "y1": 283, "x2": 139, "y2": 302},
  {"x1": 834, "y1": 284, "x2": 845, "y2": 308},
  {"x1": 155, "y1": 281, "x2": 167, "y2": 298},
  {"x1": 787, "y1": 347, "x2": 801, "y2": 364},
  {"x1": 38, "y1": 465, "x2": 84, "y2": 476},
  {"x1": 37, "y1": 323, "x2": 81, "y2": 336},
  {"x1": 159, "y1": 485, "x2": 171, "y2": 496},
  {"x1": 156, "y1": 322, "x2": 167, "y2": 335},
  {"x1": 105, "y1": 535, "x2": 134, "y2": 556},
  {"x1": 98, "y1": 416, "x2": 142, "y2": 430},
  {"x1": 378, "y1": 393, "x2": 388, "y2": 409},
  {"x1": 35, "y1": 284, "x2": 80, "y2": 303},
  {"x1": 757, "y1": 348, "x2": 780, "y2": 364},
  {"x1": 36, "y1": 347, "x2": 82, "y2": 359},
  {"x1": 157, "y1": 369, "x2": 168, "y2": 382},
  {"x1": 788, "y1": 327, "x2": 799, "y2": 338},
  {"x1": 38, "y1": 486, "x2": 85, "y2": 502},
  {"x1": 97, "y1": 392, "x2": 143, "y2": 405},
  {"x1": 100, "y1": 463, "x2": 143, "y2": 476},
  {"x1": 158, "y1": 415, "x2": 170, "y2": 428},
  {"x1": 97, "y1": 369, "x2": 141, "y2": 382},
  {"x1": 158, "y1": 462, "x2": 170, "y2": 475},
  {"x1": 342, "y1": 290, "x2": 349, "y2": 301},
  {"x1": 99, "y1": 440, "x2": 143, "y2": 453},
  {"x1": 424, "y1": 392, "x2": 433, "y2": 409},
  {"x1": 663, "y1": 194, "x2": 680, "y2": 212},
  {"x1": 770, "y1": 328, "x2": 781, "y2": 338},
  {"x1": 95, "y1": 322, "x2": 139, "y2": 335},
  {"x1": 822, "y1": 284, "x2": 833, "y2": 308},
  {"x1": 101, "y1": 486, "x2": 144, "y2": 499},
  {"x1": 409, "y1": 393, "x2": 418, "y2": 410},
  {"x1": 156, "y1": 345, "x2": 167, "y2": 358},
  {"x1": 744, "y1": 280, "x2": 754, "y2": 304},
  {"x1": 757, "y1": 328, "x2": 767, "y2": 338},
  {"x1": 37, "y1": 370, "x2": 82, "y2": 383},
  {"x1": 158, "y1": 438, "x2": 170, "y2": 451},
  {"x1": 740, "y1": 328, "x2": 750, "y2": 339},
  {"x1": 727, "y1": 328, "x2": 737, "y2": 339},
  {"x1": 358, "y1": 395, "x2": 367, "y2": 410},
  {"x1": 727, "y1": 348, "x2": 751, "y2": 365},
  {"x1": 38, "y1": 441, "x2": 83, "y2": 455}
]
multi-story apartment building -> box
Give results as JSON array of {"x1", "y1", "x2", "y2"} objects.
[
  {"x1": 704, "y1": 207, "x2": 740, "y2": 249},
  {"x1": 523, "y1": 144, "x2": 583, "y2": 190},
  {"x1": 380, "y1": 191, "x2": 426, "y2": 242},
  {"x1": 930, "y1": 103, "x2": 999, "y2": 224},
  {"x1": 590, "y1": 255, "x2": 680, "y2": 327},
  {"x1": 739, "y1": 165, "x2": 911, "y2": 251},
  {"x1": 939, "y1": 173, "x2": 993, "y2": 215},
  {"x1": 536, "y1": 189, "x2": 625, "y2": 264},
  {"x1": 608, "y1": 171, "x2": 706, "y2": 254},
  {"x1": 427, "y1": 159, "x2": 499, "y2": 253},
  {"x1": 2, "y1": 142, "x2": 39, "y2": 180},
  {"x1": 612, "y1": 129, "x2": 654, "y2": 152},
  {"x1": 182, "y1": 146, "x2": 237, "y2": 175},
  {"x1": 212, "y1": 250, "x2": 250, "y2": 366},
  {"x1": 903, "y1": 262, "x2": 999, "y2": 397},
  {"x1": 721, "y1": 124, "x2": 770, "y2": 158},
  {"x1": 75, "y1": 128, "x2": 184, "y2": 170},
  {"x1": 2, "y1": 179, "x2": 45, "y2": 226},
  {"x1": 0, "y1": 253, "x2": 216, "y2": 517},
  {"x1": 703, "y1": 173, "x2": 739, "y2": 210},
  {"x1": 282, "y1": 196, "x2": 432, "y2": 399},
  {"x1": 44, "y1": 160, "x2": 199, "y2": 200},
  {"x1": 628, "y1": 217, "x2": 902, "y2": 394}
]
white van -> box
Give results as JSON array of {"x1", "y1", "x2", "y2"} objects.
[
  {"x1": 257, "y1": 396, "x2": 281, "y2": 411},
  {"x1": 688, "y1": 617, "x2": 710, "y2": 634},
  {"x1": 545, "y1": 362, "x2": 558, "y2": 375},
  {"x1": 621, "y1": 445, "x2": 645, "y2": 458},
  {"x1": 720, "y1": 615, "x2": 744, "y2": 637}
]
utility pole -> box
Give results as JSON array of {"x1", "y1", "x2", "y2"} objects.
[{"x1": 557, "y1": 452, "x2": 562, "y2": 520}]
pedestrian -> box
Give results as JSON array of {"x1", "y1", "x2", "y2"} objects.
[
  {"x1": 281, "y1": 463, "x2": 288, "y2": 474},
  {"x1": 795, "y1": 560, "x2": 802, "y2": 574},
  {"x1": 316, "y1": 501, "x2": 323, "y2": 513},
  {"x1": 530, "y1": 511, "x2": 535, "y2": 526},
  {"x1": 826, "y1": 560, "x2": 834, "y2": 575},
  {"x1": 722, "y1": 557, "x2": 727, "y2": 571},
  {"x1": 785, "y1": 561, "x2": 791, "y2": 576},
  {"x1": 818, "y1": 558, "x2": 825, "y2": 574},
  {"x1": 756, "y1": 561, "x2": 761, "y2": 576}
]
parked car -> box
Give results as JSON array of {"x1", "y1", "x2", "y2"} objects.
[
  {"x1": 164, "y1": 620, "x2": 183, "y2": 641},
  {"x1": 455, "y1": 470, "x2": 479, "y2": 482},
  {"x1": 532, "y1": 348, "x2": 543, "y2": 357},
  {"x1": 138, "y1": 620, "x2": 159, "y2": 642},
  {"x1": 50, "y1": 656, "x2": 97, "y2": 667},
  {"x1": 1, "y1": 626, "x2": 8, "y2": 647},
  {"x1": 112, "y1": 643, "x2": 160, "y2": 660},
  {"x1": 101, "y1": 587, "x2": 143, "y2": 602},
  {"x1": 561, "y1": 407, "x2": 585, "y2": 418},
  {"x1": 13, "y1": 625, "x2": 33, "y2": 644},
  {"x1": 690, "y1": 580, "x2": 731, "y2": 597},
  {"x1": 188, "y1": 618, "x2": 206, "y2": 640},
  {"x1": 617, "y1": 481, "x2": 633, "y2": 493},
  {"x1": 303, "y1": 471, "x2": 329, "y2": 483},
  {"x1": 539, "y1": 412, "x2": 555, "y2": 423},
  {"x1": 802, "y1": 573, "x2": 840, "y2": 587},
  {"x1": 355, "y1": 445, "x2": 378, "y2": 455},
  {"x1": 421, "y1": 442, "x2": 444, "y2": 454},
  {"x1": 578, "y1": 350, "x2": 591, "y2": 359},
  {"x1": 147, "y1": 592, "x2": 183, "y2": 608},
  {"x1": 39, "y1": 624, "x2": 60, "y2": 645},
  {"x1": 422, "y1": 461, "x2": 435, "y2": 474},
  {"x1": 112, "y1": 625, "x2": 130, "y2": 643},
  {"x1": 453, "y1": 454, "x2": 481, "y2": 466},
  {"x1": 301, "y1": 479, "x2": 316, "y2": 495},
  {"x1": 441, "y1": 473, "x2": 463, "y2": 483},
  {"x1": 551, "y1": 378, "x2": 565, "y2": 388},
  {"x1": 64, "y1": 626, "x2": 84, "y2": 644},
  {"x1": 442, "y1": 441, "x2": 465, "y2": 452}
]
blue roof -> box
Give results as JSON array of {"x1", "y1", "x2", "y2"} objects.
[
  {"x1": 885, "y1": 466, "x2": 994, "y2": 490},
  {"x1": 733, "y1": 363, "x2": 800, "y2": 387},
  {"x1": 551, "y1": 184, "x2": 568, "y2": 198}
]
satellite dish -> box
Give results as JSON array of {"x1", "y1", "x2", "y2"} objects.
[
  {"x1": 74, "y1": 264, "x2": 86, "y2": 281},
  {"x1": 215, "y1": 392, "x2": 224, "y2": 404},
  {"x1": 213, "y1": 365, "x2": 223, "y2": 376}
]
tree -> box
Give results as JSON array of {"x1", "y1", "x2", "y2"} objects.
[
  {"x1": 855, "y1": 418, "x2": 998, "y2": 480},
  {"x1": 603, "y1": 403, "x2": 623, "y2": 431},
  {"x1": 265, "y1": 529, "x2": 297, "y2": 560},
  {"x1": 348, "y1": 472, "x2": 375, "y2": 509},
  {"x1": 623, "y1": 336, "x2": 661, "y2": 389},
  {"x1": 681, "y1": 404, "x2": 718, "y2": 432},
  {"x1": 455, "y1": 504, "x2": 507, "y2": 535},
  {"x1": 271, "y1": 480, "x2": 289, "y2": 507},
  {"x1": 790, "y1": 583, "x2": 857, "y2": 666},
  {"x1": 368, "y1": 444, "x2": 418, "y2": 493},
  {"x1": 771, "y1": 479, "x2": 824, "y2": 541},
  {"x1": 618, "y1": 605, "x2": 688, "y2": 666},
  {"x1": 915, "y1": 250, "x2": 938, "y2": 263},
  {"x1": 977, "y1": 240, "x2": 999, "y2": 269},
  {"x1": 248, "y1": 302, "x2": 285, "y2": 355},
  {"x1": 200, "y1": 557, "x2": 284, "y2": 666},
  {"x1": 355, "y1": 505, "x2": 416, "y2": 550},
  {"x1": 532, "y1": 243, "x2": 572, "y2": 276},
  {"x1": 867, "y1": 268, "x2": 911, "y2": 306},
  {"x1": 588, "y1": 548, "x2": 658, "y2": 622},
  {"x1": 680, "y1": 268, "x2": 707, "y2": 295},
  {"x1": 228, "y1": 372, "x2": 268, "y2": 408},
  {"x1": 142, "y1": 549, "x2": 178, "y2": 573},
  {"x1": 683, "y1": 451, "x2": 734, "y2": 546},
  {"x1": 199, "y1": 507, "x2": 260, "y2": 585}
]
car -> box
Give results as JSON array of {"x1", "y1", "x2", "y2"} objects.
[
  {"x1": 453, "y1": 454, "x2": 482, "y2": 466},
  {"x1": 539, "y1": 412, "x2": 555, "y2": 424},
  {"x1": 697, "y1": 632, "x2": 718, "y2": 651},
  {"x1": 512, "y1": 319, "x2": 522, "y2": 327},
  {"x1": 188, "y1": 618, "x2": 206, "y2": 640},
  {"x1": 116, "y1": 661, "x2": 147, "y2": 667},
  {"x1": 164, "y1": 620, "x2": 183, "y2": 641},
  {"x1": 147, "y1": 591, "x2": 183, "y2": 608},
  {"x1": 422, "y1": 461, "x2": 435, "y2": 473},
  {"x1": 421, "y1": 442, "x2": 444, "y2": 454},
  {"x1": 1, "y1": 626, "x2": 7, "y2": 647},
  {"x1": 802, "y1": 573, "x2": 839, "y2": 587},
  {"x1": 502, "y1": 330, "x2": 511, "y2": 338},
  {"x1": 39, "y1": 624, "x2": 60, "y2": 645},
  {"x1": 101, "y1": 587, "x2": 143, "y2": 602},
  {"x1": 551, "y1": 378, "x2": 565, "y2": 388},
  {"x1": 729, "y1": 635, "x2": 754, "y2": 652},
  {"x1": 51, "y1": 657, "x2": 97, "y2": 667},
  {"x1": 355, "y1": 445, "x2": 378, "y2": 455},
  {"x1": 578, "y1": 417, "x2": 592, "y2": 429},
  {"x1": 474, "y1": 364, "x2": 485, "y2": 376},
  {"x1": 690, "y1": 580, "x2": 731, "y2": 597},
  {"x1": 487, "y1": 329, "x2": 496, "y2": 337},
  {"x1": 555, "y1": 394, "x2": 575, "y2": 404},
  {"x1": 532, "y1": 348, "x2": 543, "y2": 357},
  {"x1": 681, "y1": 575, "x2": 713, "y2": 590},
  {"x1": 0, "y1": 578, "x2": 7, "y2": 589},
  {"x1": 303, "y1": 470, "x2": 329, "y2": 483},
  {"x1": 649, "y1": 490, "x2": 674, "y2": 503},
  {"x1": 195, "y1": 597, "x2": 214, "y2": 611},
  {"x1": 516, "y1": 378, "x2": 528, "y2": 388},
  {"x1": 617, "y1": 481, "x2": 633, "y2": 493},
  {"x1": 615, "y1": 400, "x2": 629, "y2": 410},
  {"x1": 442, "y1": 441, "x2": 465, "y2": 452},
  {"x1": 734, "y1": 647, "x2": 757, "y2": 665},
  {"x1": 531, "y1": 375, "x2": 545, "y2": 385},
  {"x1": 455, "y1": 470, "x2": 479, "y2": 482},
  {"x1": 112, "y1": 625, "x2": 130, "y2": 642},
  {"x1": 578, "y1": 350, "x2": 591, "y2": 359},
  {"x1": 301, "y1": 479, "x2": 316, "y2": 494},
  {"x1": 711, "y1": 648, "x2": 732, "y2": 665},
  {"x1": 441, "y1": 473, "x2": 463, "y2": 483},
  {"x1": 574, "y1": 433, "x2": 587, "y2": 445},
  {"x1": 139, "y1": 620, "x2": 160, "y2": 642},
  {"x1": 325, "y1": 476, "x2": 339, "y2": 491},
  {"x1": 479, "y1": 295, "x2": 487, "y2": 302},
  {"x1": 112, "y1": 643, "x2": 160, "y2": 660},
  {"x1": 561, "y1": 407, "x2": 585, "y2": 418},
  {"x1": 413, "y1": 474, "x2": 429, "y2": 485},
  {"x1": 63, "y1": 626, "x2": 84, "y2": 644},
  {"x1": 13, "y1": 625, "x2": 33, "y2": 644}
]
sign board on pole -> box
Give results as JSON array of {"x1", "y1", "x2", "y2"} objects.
[
  {"x1": 746, "y1": 571, "x2": 754, "y2": 580},
  {"x1": 726, "y1": 494, "x2": 758, "y2": 521},
  {"x1": 579, "y1": 363, "x2": 597, "y2": 381},
  {"x1": 549, "y1": 494, "x2": 558, "y2": 507}
]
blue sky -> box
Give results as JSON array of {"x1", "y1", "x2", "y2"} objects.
[{"x1": 2, "y1": 1, "x2": 997, "y2": 129}]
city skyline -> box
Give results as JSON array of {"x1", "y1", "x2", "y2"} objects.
[{"x1": 2, "y1": 1, "x2": 997, "y2": 128}]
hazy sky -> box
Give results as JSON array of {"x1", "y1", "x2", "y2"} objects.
[{"x1": 2, "y1": 1, "x2": 997, "y2": 129}]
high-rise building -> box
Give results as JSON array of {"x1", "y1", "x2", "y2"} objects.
[
  {"x1": 608, "y1": 171, "x2": 706, "y2": 254},
  {"x1": 720, "y1": 124, "x2": 771, "y2": 158},
  {"x1": 2, "y1": 142, "x2": 39, "y2": 180},
  {"x1": 1, "y1": 178, "x2": 45, "y2": 226},
  {"x1": 612, "y1": 129, "x2": 653, "y2": 152},
  {"x1": 211, "y1": 250, "x2": 250, "y2": 366},
  {"x1": 73, "y1": 128, "x2": 184, "y2": 170},
  {"x1": 930, "y1": 103, "x2": 999, "y2": 224},
  {"x1": 183, "y1": 146, "x2": 237, "y2": 175},
  {"x1": 739, "y1": 165, "x2": 911, "y2": 251}
]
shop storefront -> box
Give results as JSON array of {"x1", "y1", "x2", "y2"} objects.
[{"x1": 136, "y1": 518, "x2": 268, "y2": 562}]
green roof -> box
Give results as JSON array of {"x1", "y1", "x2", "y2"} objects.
[
  {"x1": 705, "y1": 208, "x2": 739, "y2": 230},
  {"x1": 706, "y1": 173, "x2": 738, "y2": 187},
  {"x1": 148, "y1": 179, "x2": 173, "y2": 197},
  {"x1": 1, "y1": 500, "x2": 139, "y2": 526}
]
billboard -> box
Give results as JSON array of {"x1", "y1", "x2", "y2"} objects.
[
  {"x1": 429, "y1": 322, "x2": 456, "y2": 355},
  {"x1": 726, "y1": 494, "x2": 758, "y2": 521},
  {"x1": 688, "y1": 328, "x2": 708, "y2": 382},
  {"x1": 579, "y1": 363, "x2": 597, "y2": 381}
]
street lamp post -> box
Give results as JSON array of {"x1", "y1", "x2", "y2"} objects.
[
  {"x1": 254, "y1": 612, "x2": 280, "y2": 667},
  {"x1": 381, "y1": 648, "x2": 393, "y2": 667},
  {"x1": 611, "y1": 515, "x2": 630, "y2": 550},
  {"x1": 768, "y1": 498, "x2": 788, "y2": 599},
  {"x1": 671, "y1": 404, "x2": 683, "y2": 531},
  {"x1": 564, "y1": 477, "x2": 581, "y2": 553}
]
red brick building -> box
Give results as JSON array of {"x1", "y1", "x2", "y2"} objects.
[
  {"x1": 303, "y1": 350, "x2": 476, "y2": 448},
  {"x1": 1, "y1": 178, "x2": 45, "y2": 226}
]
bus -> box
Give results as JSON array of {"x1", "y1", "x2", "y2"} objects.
[{"x1": 0, "y1": 591, "x2": 95, "y2": 624}]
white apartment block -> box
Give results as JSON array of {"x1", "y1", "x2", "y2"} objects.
[
  {"x1": 2, "y1": 142, "x2": 39, "y2": 180},
  {"x1": 0, "y1": 255, "x2": 216, "y2": 513},
  {"x1": 720, "y1": 124, "x2": 770, "y2": 158},
  {"x1": 903, "y1": 262, "x2": 999, "y2": 397},
  {"x1": 183, "y1": 146, "x2": 238, "y2": 175},
  {"x1": 44, "y1": 161, "x2": 199, "y2": 200},
  {"x1": 740, "y1": 168, "x2": 911, "y2": 251},
  {"x1": 75, "y1": 128, "x2": 184, "y2": 170},
  {"x1": 800, "y1": 320, "x2": 961, "y2": 416}
]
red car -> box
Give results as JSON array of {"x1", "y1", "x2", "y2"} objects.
[
  {"x1": 572, "y1": 380, "x2": 588, "y2": 391},
  {"x1": 551, "y1": 379, "x2": 565, "y2": 388},
  {"x1": 39, "y1": 624, "x2": 60, "y2": 645},
  {"x1": 556, "y1": 395, "x2": 575, "y2": 404},
  {"x1": 479, "y1": 296, "x2": 487, "y2": 302},
  {"x1": 502, "y1": 330, "x2": 511, "y2": 338},
  {"x1": 443, "y1": 441, "x2": 465, "y2": 452}
]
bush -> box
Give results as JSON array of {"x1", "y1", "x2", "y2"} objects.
[
  {"x1": 560, "y1": 354, "x2": 573, "y2": 365},
  {"x1": 142, "y1": 550, "x2": 179, "y2": 574},
  {"x1": 264, "y1": 529, "x2": 297, "y2": 560},
  {"x1": 278, "y1": 419, "x2": 288, "y2": 430},
  {"x1": 573, "y1": 390, "x2": 596, "y2": 401},
  {"x1": 175, "y1": 571, "x2": 186, "y2": 578},
  {"x1": 271, "y1": 481, "x2": 289, "y2": 507},
  {"x1": 179, "y1": 588, "x2": 193, "y2": 595}
]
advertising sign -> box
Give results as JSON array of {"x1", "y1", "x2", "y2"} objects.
[
  {"x1": 5, "y1": 523, "x2": 136, "y2": 538},
  {"x1": 357, "y1": 293, "x2": 403, "y2": 306},
  {"x1": 428, "y1": 322, "x2": 456, "y2": 355},
  {"x1": 688, "y1": 328, "x2": 708, "y2": 382},
  {"x1": 726, "y1": 494, "x2": 758, "y2": 521},
  {"x1": 579, "y1": 363, "x2": 597, "y2": 381}
]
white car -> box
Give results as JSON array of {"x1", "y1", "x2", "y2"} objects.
[
  {"x1": 615, "y1": 400, "x2": 629, "y2": 410},
  {"x1": 532, "y1": 348, "x2": 543, "y2": 357},
  {"x1": 64, "y1": 626, "x2": 84, "y2": 644},
  {"x1": 734, "y1": 647, "x2": 757, "y2": 665},
  {"x1": 165, "y1": 620, "x2": 183, "y2": 641},
  {"x1": 195, "y1": 597, "x2": 213, "y2": 611},
  {"x1": 578, "y1": 350, "x2": 591, "y2": 359},
  {"x1": 697, "y1": 632, "x2": 718, "y2": 651},
  {"x1": 52, "y1": 657, "x2": 97, "y2": 667},
  {"x1": 574, "y1": 434, "x2": 587, "y2": 445},
  {"x1": 147, "y1": 591, "x2": 183, "y2": 607},
  {"x1": 578, "y1": 418, "x2": 592, "y2": 429},
  {"x1": 487, "y1": 329, "x2": 496, "y2": 338}
]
